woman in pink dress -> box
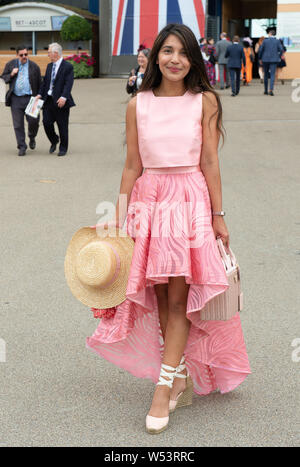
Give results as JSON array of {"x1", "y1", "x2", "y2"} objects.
[{"x1": 87, "y1": 24, "x2": 250, "y2": 434}]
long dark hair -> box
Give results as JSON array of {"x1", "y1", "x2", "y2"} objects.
[{"x1": 139, "y1": 23, "x2": 224, "y2": 141}]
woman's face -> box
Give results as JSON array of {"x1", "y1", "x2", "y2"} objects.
[
  {"x1": 157, "y1": 34, "x2": 191, "y2": 83},
  {"x1": 137, "y1": 51, "x2": 148, "y2": 67},
  {"x1": 208, "y1": 38, "x2": 214, "y2": 45}
]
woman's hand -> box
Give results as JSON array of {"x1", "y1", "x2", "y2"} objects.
[
  {"x1": 212, "y1": 216, "x2": 229, "y2": 251},
  {"x1": 128, "y1": 75, "x2": 137, "y2": 86}
]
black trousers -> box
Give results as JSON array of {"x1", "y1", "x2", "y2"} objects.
[
  {"x1": 228, "y1": 67, "x2": 241, "y2": 95},
  {"x1": 43, "y1": 97, "x2": 70, "y2": 153},
  {"x1": 10, "y1": 94, "x2": 39, "y2": 150}
]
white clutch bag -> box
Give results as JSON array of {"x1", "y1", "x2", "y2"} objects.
[{"x1": 199, "y1": 239, "x2": 243, "y2": 321}]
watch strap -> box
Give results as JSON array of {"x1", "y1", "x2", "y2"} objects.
[{"x1": 212, "y1": 211, "x2": 225, "y2": 216}]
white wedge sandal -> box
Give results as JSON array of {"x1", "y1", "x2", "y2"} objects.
[
  {"x1": 169, "y1": 356, "x2": 193, "y2": 413},
  {"x1": 146, "y1": 363, "x2": 177, "y2": 434}
]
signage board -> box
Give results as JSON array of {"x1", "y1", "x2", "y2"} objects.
[
  {"x1": 51, "y1": 15, "x2": 68, "y2": 31},
  {"x1": 0, "y1": 17, "x2": 11, "y2": 31},
  {"x1": 277, "y1": 12, "x2": 300, "y2": 51},
  {"x1": 11, "y1": 16, "x2": 52, "y2": 31}
]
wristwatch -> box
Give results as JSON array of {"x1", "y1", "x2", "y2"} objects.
[{"x1": 212, "y1": 211, "x2": 226, "y2": 216}]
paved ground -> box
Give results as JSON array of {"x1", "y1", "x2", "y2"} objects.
[{"x1": 0, "y1": 78, "x2": 299, "y2": 447}]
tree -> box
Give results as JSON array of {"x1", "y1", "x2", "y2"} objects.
[{"x1": 60, "y1": 15, "x2": 93, "y2": 43}]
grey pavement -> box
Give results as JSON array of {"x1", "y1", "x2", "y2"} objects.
[{"x1": 0, "y1": 78, "x2": 299, "y2": 447}]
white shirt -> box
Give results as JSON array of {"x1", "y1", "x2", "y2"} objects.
[
  {"x1": 136, "y1": 71, "x2": 144, "y2": 90},
  {"x1": 48, "y1": 57, "x2": 64, "y2": 97},
  {"x1": 53, "y1": 57, "x2": 63, "y2": 78},
  {"x1": 201, "y1": 50, "x2": 209, "y2": 61}
]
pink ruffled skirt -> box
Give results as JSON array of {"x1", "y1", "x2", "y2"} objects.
[{"x1": 86, "y1": 168, "x2": 251, "y2": 395}]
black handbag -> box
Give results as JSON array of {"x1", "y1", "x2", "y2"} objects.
[
  {"x1": 5, "y1": 89, "x2": 12, "y2": 107},
  {"x1": 209, "y1": 52, "x2": 216, "y2": 65},
  {"x1": 4, "y1": 59, "x2": 18, "y2": 107}
]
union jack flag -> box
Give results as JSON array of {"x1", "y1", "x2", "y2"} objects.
[{"x1": 112, "y1": 0, "x2": 206, "y2": 56}]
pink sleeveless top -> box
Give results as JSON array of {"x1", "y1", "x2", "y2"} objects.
[{"x1": 136, "y1": 89, "x2": 203, "y2": 168}]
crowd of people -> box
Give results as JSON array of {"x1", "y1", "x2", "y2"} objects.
[
  {"x1": 127, "y1": 28, "x2": 286, "y2": 98},
  {"x1": 199, "y1": 29, "x2": 286, "y2": 96}
]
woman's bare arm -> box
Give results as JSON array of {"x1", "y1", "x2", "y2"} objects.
[
  {"x1": 115, "y1": 96, "x2": 143, "y2": 227},
  {"x1": 200, "y1": 92, "x2": 229, "y2": 246},
  {"x1": 200, "y1": 91, "x2": 222, "y2": 212}
]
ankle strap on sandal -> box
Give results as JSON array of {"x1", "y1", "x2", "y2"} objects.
[
  {"x1": 175, "y1": 356, "x2": 188, "y2": 379},
  {"x1": 157, "y1": 363, "x2": 177, "y2": 388}
]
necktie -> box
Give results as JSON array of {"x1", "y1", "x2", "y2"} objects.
[
  {"x1": 50, "y1": 62, "x2": 56, "y2": 94},
  {"x1": 16, "y1": 65, "x2": 25, "y2": 94}
]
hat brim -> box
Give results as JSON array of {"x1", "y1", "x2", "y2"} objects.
[{"x1": 64, "y1": 227, "x2": 134, "y2": 308}]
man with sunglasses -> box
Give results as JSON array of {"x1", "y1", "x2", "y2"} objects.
[{"x1": 1, "y1": 45, "x2": 42, "y2": 156}]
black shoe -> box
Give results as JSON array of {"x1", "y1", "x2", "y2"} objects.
[
  {"x1": 29, "y1": 138, "x2": 36, "y2": 150},
  {"x1": 220, "y1": 87, "x2": 224, "y2": 90},
  {"x1": 226, "y1": 85, "x2": 230, "y2": 89},
  {"x1": 269, "y1": 91, "x2": 274, "y2": 96},
  {"x1": 18, "y1": 149, "x2": 26, "y2": 156},
  {"x1": 49, "y1": 142, "x2": 58, "y2": 154},
  {"x1": 58, "y1": 151, "x2": 67, "y2": 157},
  {"x1": 231, "y1": 93, "x2": 236, "y2": 97},
  {"x1": 264, "y1": 91, "x2": 268, "y2": 95}
]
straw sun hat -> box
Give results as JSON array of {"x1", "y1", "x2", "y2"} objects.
[{"x1": 64, "y1": 226, "x2": 134, "y2": 308}]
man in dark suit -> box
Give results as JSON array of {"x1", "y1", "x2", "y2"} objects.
[
  {"x1": 36, "y1": 42, "x2": 75, "y2": 156},
  {"x1": 1, "y1": 45, "x2": 41, "y2": 156},
  {"x1": 258, "y1": 28, "x2": 283, "y2": 96},
  {"x1": 225, "y1": 36, "x2": 246, "y2": 97}
]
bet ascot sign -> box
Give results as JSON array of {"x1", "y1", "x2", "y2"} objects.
[
  {"x1": 13, "y1": 16, "x2": 51, "y2": 30},
  {"x1": 0, "y1": 15, "x2": 67, "y2": 31}
]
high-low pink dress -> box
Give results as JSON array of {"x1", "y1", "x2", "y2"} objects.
[{"x1": 86, "y1": 90, "x2": 251, "y2": 395}]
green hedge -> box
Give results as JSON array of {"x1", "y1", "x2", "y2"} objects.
[{"x1": 60, "y1": 15, "x2": 93, "y2": 42}]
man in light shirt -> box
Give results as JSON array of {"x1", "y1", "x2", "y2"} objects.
[
  {"x1": 1, "y1": 45, "x2": 41, "y2": 156},
  {"x1": 36, "y1": 43, "x2": 75, "y2": 156}
]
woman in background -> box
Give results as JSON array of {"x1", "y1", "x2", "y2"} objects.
[
  {"x1": 202, "y1": 38, "x2": 216, "y2": 87},
  {"x1": 255, "y1": 37, "x2": 265, "y2": 83},
  {"x1": 276, "y1": 39, "x2": 287, "y2": 85},
  {"x1": 241, "y1": 38, "x2": 254, "y2": 86},
  {"x1": 199, "y1": 37, "x2": 207, "y2": 50},
  {"x1": 126, "y1": 45, "x2": 151, "y2": 95}
]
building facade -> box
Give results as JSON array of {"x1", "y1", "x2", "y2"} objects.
[
  {"x1": 0, "y1": 2, "x2": 91, "y2": 53},
  {"x1": 0, "y1": 2, "x2": 99, "y2": 75}
]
